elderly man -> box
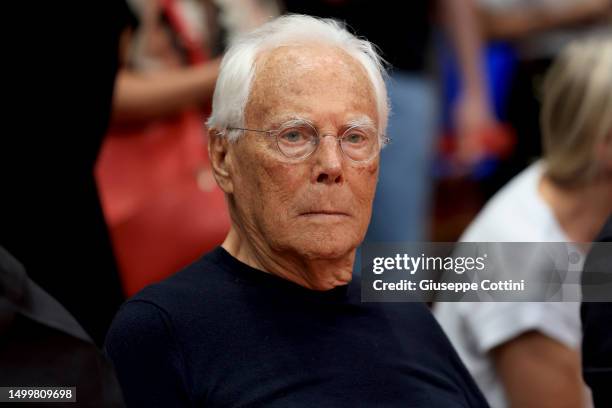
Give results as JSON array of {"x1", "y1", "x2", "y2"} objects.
[{"x1": 105, "y1": 15, "x2": 487, "y2": 407}]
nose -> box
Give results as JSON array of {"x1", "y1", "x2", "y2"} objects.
[{"x1": 312, "y1": 135, "x2": 344, "y2": 185}]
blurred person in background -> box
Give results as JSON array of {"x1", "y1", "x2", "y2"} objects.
[
  {"x1": 283, "y1": 0, "x2": 498, "y2": 243},
  {"x1": 96, "y1": 0, "x2": 280, "y2": 296},
  {"x1": 109, "y1": 0, "x2": 279, "y2": 123},
  {"x1": 475, "y1": 0, "x2": 612, "y2": 194},
  {"x1": 435, "y1": 37, "x2": 612, "y2": 407}
]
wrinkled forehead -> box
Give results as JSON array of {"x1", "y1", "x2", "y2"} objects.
[{"x1": 245, "y1": 44, "x2": 378, "y2": 128}]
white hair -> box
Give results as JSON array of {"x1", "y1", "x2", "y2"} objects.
[{"x1": 206, "y1": 14, "x2": 389, "y2": 142}]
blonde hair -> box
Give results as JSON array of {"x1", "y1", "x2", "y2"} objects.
[{"x1": 541, "y1": 36, "x2": 612, "y2": 186}]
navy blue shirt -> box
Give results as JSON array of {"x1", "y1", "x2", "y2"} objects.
[{"x1": 105, "y1": 247, "x2": 487, "y2": 407}]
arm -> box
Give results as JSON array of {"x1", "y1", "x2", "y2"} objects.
[
  {"x1": 478, "y1": 0, "x2": 612, "y2": 40},
  {"x1": 440, "y1": 0, "x2": 497, "y2": 163},
  {"x1": 111, "y1": 0, "x2": 221, "y2": 125},
  {"x1": 104, "y1": 301, "x2": 192, "y2": 407},
  {"x1": 111, "y1": 59, "x2": 221, "y2": 123},
  {"x1": 492, "y1": 331, "x2": 586, "y2": 408}
]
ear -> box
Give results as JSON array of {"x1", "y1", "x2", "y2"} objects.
[{"x1": 208, "y1": 128, "x2": 234, "y2": 194}]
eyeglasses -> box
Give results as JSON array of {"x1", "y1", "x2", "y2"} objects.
[{"x1": 227, "y1": 121, "x2": 390, "y2": 164}]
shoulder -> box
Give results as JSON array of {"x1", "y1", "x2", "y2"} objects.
[
  {"x1": 129, "y1": 248, "x2": 234, "y2": 314},
  {"x1": 461, "y1": 163, "x2": 549, "y2": 241},
  {"x1": 385, "y1": 303, "x2": 489, "y2": 405},
  {"x1": 104, "y1": 297, "x2": 194, "y2": 406},
  {"x1": 385, "y1": 302, "x2": 465, "y2": 357},
  {"x1": 102, "y1": 253, "x2": 229, "y2": 407},
  {"x1": 105, "y1": 248, "x2": 236, "y2": 347},
  {"x1": 104, "y1": 299, "x2": 174, "y2": 355}
]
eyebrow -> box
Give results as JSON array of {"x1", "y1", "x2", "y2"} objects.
[
  {"x1": 345, "y1": 115, "x2": 376, "y2": 130},
  {"x1": 271, "y1": 115, "x2": 376, "y2": 131},
  {"x1": 275, "y1": 117, "x2": 314, "y2": 130}
]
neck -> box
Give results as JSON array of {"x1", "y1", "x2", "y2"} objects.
[
  {"x1": 539, "y1": 174, "x2": 612, "y2": 242},
  {"x1": 221, "y1": 225, "x2": 355, "y2": 291}
]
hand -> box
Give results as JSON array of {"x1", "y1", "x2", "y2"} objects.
[
  {"x1": 579, "y1": 0, "x2": 612, "y2": 17},
  {"x1": 549, "y1": 0, "x2": 612, "y2": 25},
  {"x1": 452, "y1": 91, "x2": 498, "y2": 166}
]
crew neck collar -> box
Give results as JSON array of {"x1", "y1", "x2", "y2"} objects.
[{"x1": 207, "y1": 246, "x2": 352, "y2": 301}]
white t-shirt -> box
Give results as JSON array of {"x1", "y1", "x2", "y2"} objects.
[{"x1": 434, "y1": 162, "x2": 588, "y2": 408}]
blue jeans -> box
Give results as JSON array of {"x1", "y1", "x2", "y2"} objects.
[{"x1": 364, "y1": 72, "x2": 437, "y2": 244}]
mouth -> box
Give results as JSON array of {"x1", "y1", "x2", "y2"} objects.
[{"x1": 300, "y1": 211, "x2": 350, "y2": 218}]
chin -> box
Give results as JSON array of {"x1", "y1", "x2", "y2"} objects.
[
  {"x1": 294, "y1": 230, "x2": 360, "y2": 260},
  {"x1": 304, "y1": 245, "x2": 352, "y2": 260}
]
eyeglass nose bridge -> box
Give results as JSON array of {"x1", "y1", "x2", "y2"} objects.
[
  {"x1": 310, "y1": 132, "x2": 346, "y2": 158},
  {"x1": 317, "y1": 132, "x2": 345, "y2": 144}
]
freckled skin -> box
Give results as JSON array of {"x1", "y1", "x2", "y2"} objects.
[{"x1": 215, "y1": 44, "x2": 381, "y2": 290}]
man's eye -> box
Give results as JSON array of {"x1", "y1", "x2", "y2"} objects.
[
  {"x1": 280, "y1": 130, "x2": 306, "y2": 143},
  {"x1": 345, "y1": 133, "x2": 366, "y2": 144}
]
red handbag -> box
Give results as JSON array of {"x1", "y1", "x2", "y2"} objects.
[
  {"x1": 96, "y1": 110, "x2": 229, "y2": 296},
  {"x1": 95, "y1": 0, "x2": 229, "y2": 296}
]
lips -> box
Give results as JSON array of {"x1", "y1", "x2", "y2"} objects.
[{"x1": 300, "y1": 210, "x2": 350, "y2": 217}]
